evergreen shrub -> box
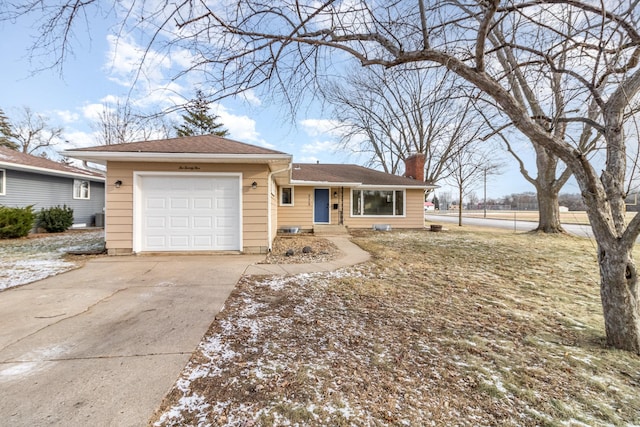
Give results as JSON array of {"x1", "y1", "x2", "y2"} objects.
[
  {"x1": 0, "y1": 205, "x2": 35, "y2": 238},
  {"x1": 38, "y1": 205, "x2": 74, "y2": 233}
]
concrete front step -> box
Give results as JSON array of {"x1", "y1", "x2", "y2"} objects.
[{"x1": 313, "y1": 224, "x2": 349, "y2": 235}]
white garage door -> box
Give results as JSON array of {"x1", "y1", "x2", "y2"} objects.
[{"x1": 139, "y1": 175, "x2": 241, "y2": 251}]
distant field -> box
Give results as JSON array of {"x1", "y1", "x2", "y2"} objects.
[{"x1": 431, "y1": 210, "x2": 637, "y2": 225}]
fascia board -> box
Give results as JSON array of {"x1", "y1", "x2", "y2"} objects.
[
  {"x1": 0, "y1": 161, "x2": 105, "y2": 181},
  {"x1": 63, "y1": 151, "x2": 292, "y2": 165},
  {"x1": 356, "y1": 184, "x2": 438, "y2": 189},
  {"x1": 290, "y1": 180, "x2": 362, "y2": 187}
]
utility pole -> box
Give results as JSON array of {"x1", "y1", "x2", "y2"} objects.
[{"x1": 483, "y1": 168, "x2": 487, "y2": 218}]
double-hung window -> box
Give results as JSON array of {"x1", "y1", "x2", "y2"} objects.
[
  {"x1": 280, "y1": 187, "x2": 294, "y2": 206},
  {"x1": 73, "y1": 179, "x2": 90, "y2": 200},
  {"x1": 0, "y1": 169, "x2": 5, "y2": 195},
  {"x1": 352, "y1": 189, "x2": 404, "y2": 216}
]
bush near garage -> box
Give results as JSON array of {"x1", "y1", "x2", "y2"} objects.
[
  {"x1": 0, "y1": 205, "x2": 35, "y2": 238},
  {"x1": 37, "y1": 205, "x2": 74, "y2": 233}
]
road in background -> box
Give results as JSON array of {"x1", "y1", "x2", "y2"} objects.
[{"x1": 424, "y1": 214, "x2": 596, "y2": 239}]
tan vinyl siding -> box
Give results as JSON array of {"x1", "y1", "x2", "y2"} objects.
[
  {"x1": 276, "y1": 186, "x2": 425, "y2": 230},
  {"x1": 277, "y1": 186, "x2": 315, "y2": 230},
  {"x1": 104, "y1": 161, "x2": 270, "y2": 254},
  {"x1": 276, "y1": 186, "x2": 424, "y2": 230}
]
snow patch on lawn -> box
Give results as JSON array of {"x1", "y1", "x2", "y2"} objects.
[
  {"x1": 0, "y1": 230, "x2": 104, "y2": 290},
  {"x1": 153, "y1": 268, "x2": 378, "y2": 426}
]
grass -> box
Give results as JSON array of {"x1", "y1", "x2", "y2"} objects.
[{"x1": 151, "y1": 227, "x2": 640, "y2": 426}]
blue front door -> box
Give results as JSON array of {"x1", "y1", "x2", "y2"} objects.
[{"x1": 314, "y1": 189, "x2": 330, "y2": 223}]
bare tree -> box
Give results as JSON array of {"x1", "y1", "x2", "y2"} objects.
[
  {"x1": 9, "y1": 107, "x2": 65, "y2": 156},
  {"x1": 92, "y1": 100, "x2": 174, "y2": 145},
  {"x1": 326, "y1": 65, "x2": 482, "y2": 188},
  {"x1": 446, "y1": 143, "x2": 502, "y2": 226},
  {"x1": 472, "y1": 9, "x2": 606, "y2": 234},
  {"x1": 7, "y1": 0, "x2": 640, "y2": 352}
]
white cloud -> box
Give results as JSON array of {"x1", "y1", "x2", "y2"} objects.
[
  {"x1": 82, "y1": 103, "x2": 106, "y2": 122},
  {"x1": 103, "y1": 34, "x2": 190, "y2": 110},
  {"x1": 60, "y1": 130, "x2": 100, "y2": 150},
  {"x1": 54, "y1": 110, "x2": 79, "y2": 124},
  {"x1": 300, "y1": 118, "x2": 342, "y2": 137},
  {"x1": 215, "y1": 105, "x2": 274, "y2": 148},
  {"x1": 241, "y1": 90, "x2": 262, "y2": 107},
  {"x1": 302, "y1": 139, "x2": 338, "y2": 154}
]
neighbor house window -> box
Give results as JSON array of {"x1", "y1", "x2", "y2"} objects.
[
  {"x1": 0, "y1": 169, "x2": 5, "y2": 195},
  {"x1": 280, "y1": 187, "x2": 294, "y2": 206},
  {"x1": 73, "y1": 179, "x2": 90, "y2": 200},
  {"x1": 352, "y1": 189, "x2": 404, "y2": 216}
]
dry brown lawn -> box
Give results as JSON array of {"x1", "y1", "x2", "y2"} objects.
[{"x1": 151, "y1": 228, "x2": 640, "y2": 426}]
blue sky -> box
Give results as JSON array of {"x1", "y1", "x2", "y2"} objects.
[{"x1": 0, "y1": 9, "x2": 566, "y2": 200}]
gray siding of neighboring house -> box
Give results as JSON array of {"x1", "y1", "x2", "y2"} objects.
[{"x1": 1, "y1": 168, "x2": 105, "y2": 226}]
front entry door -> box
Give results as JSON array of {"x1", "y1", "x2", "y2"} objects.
[{"x1": 314, "y1": 188, "x2": 330, "y2": 223}]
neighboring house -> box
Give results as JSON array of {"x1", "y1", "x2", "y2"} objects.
[
  {"x1": 0, "y1": 146, "x2": 105, "y2": 227},
  {"x1": 64, "y1": 136, "x2": 434, "y2": 255}
]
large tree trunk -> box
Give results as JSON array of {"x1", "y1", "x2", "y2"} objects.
[
  {"x1": 534, "y1": 145, "x2": 565, "y2": 233},
  {"x1": 597, "y1": 239, "x2": 640, "y2": 352},
  {"x1": 535, "y1": 189, "x2": 564, "y2": 233}
]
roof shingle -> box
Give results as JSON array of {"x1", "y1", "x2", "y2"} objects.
[
  {"x1": 0, "y1": 146, "x2": 104, "y2": 179},
  {"x1": 72, "y1": 134, "x2": 288, "y2": 155},
  {"x1": 292, "y1": 163, "x2": 431, "y2": 187}
]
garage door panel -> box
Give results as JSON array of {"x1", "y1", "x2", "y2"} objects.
[
  {"x1": 216, "y1": 198, "x2": 237, "y2": 209},
  {"x1": 170, "y1": 198, "x2": 189, "y2": 209},
  {"x1": 216, "y1": 235, "x2": 236, "y2": 247},
  {"x1": 216, "y1": 215, "x2": 234, "y2": 227},
  {"x1": 146, "y1": 198, "x2": 166, "y2": 209},
  {"x1": 193, "y1": 236, "x2": 213, "y2": 247},
  {"x1": 170, "y1": 236, "x2": 190, "y2": 247},
  {"x1": 140, "y1": 175, "x2": 240, "y2": 252},
  {"x1": 193, "y1": 217, "x2": 212, "y2": 228},
  {"x1": 146, "y1": 217, "x2": 166, "y2": 228},
  {"x1": 170, "y1": 216, "x2": 189, "y2": 228},
  {"x1": 194, "y1": 198, "x2": 213, "y2": 209},
  {"x1": 146, "y1": 236, "x2": 166, "y2": 248}
]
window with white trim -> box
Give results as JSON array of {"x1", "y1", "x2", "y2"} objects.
[
  {"x1": 352, "y1": 189, "x2": 404, "y2": 216},
  {"x1": 73, "y1": 179, "x2": 90, "y2": 200},
  {"x1": 0, "y1": 169, "x2": 5, "y2": 195},
  {"x1": 280, "y1": 187, "x2": 294, "y2": 206}
]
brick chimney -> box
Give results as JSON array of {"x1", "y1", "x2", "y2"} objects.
[{"x1": 403, "y1": 153, "x2": 426, "y2": 181}]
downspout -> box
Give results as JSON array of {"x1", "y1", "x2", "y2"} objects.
[
  {"x1": 267, "y1": 163, "x2": 292, "y2": 252},
  {"x1": 82, "y1": 161, "x2": 106, "y2": 176}
]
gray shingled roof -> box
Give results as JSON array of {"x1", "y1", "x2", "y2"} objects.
[
  {"x1": 292, "y1": 163, "x2": 431, "y2": 187},
  {"x1": 0, "y1": 146, "x2": 104, "y2": 179},
  {"x1": 72, "y1": 134, "x2": 289, "y2": 155}
]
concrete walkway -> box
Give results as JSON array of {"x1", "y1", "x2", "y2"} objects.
[
  {"x1": 0, "y1": 235, "x2": 370, "y2": 427},
  {"x1": 245, "y1": 235, "x2": 371, "y2": 276}
]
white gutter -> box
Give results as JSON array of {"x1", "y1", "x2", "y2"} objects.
[
  {"x1": 267, "y1": 163, "x2": 292, "y2": 251},
  {"x1": 0, "y1": 161, "x2": 105, "y2": 181},
  {"x1": 356, "y1": 184, "x2": 437, "y2": 189},
  {"x1": 290, "y1": 180, "x2": 435, "y2": 189},
  {"x1": 291, "y1": 179, "x2": 362, "y2": 187},
  {"x1": 63, "y1": 150, "x2": 292, "y2": 165}
]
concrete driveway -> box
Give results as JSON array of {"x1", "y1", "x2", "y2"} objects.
[{"x1": 0, "y1": 254, "x2": 263, "y2": 427}]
